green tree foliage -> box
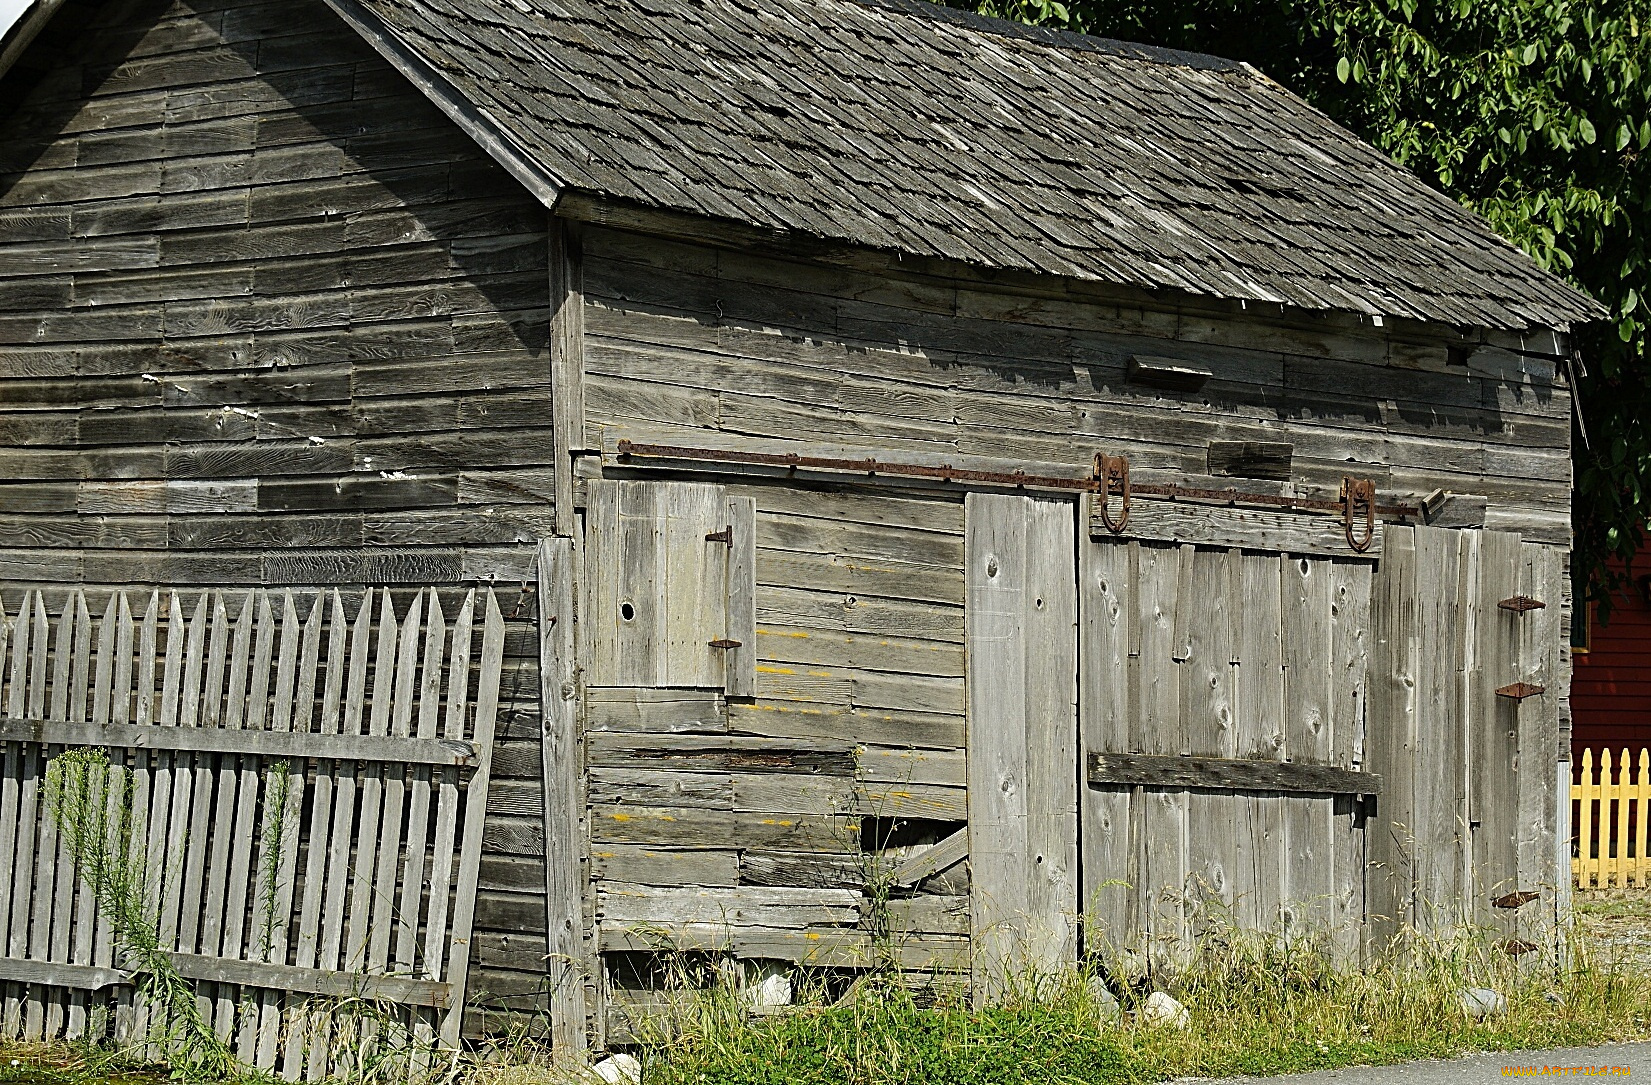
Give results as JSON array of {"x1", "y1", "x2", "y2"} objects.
[{"x1": 958, "y1": 0, "x2": 1651, "y2": 601}]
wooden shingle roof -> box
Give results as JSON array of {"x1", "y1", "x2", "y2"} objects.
[{"x1": 338, "y1": 0, "x2": 1602, "y2": 330}]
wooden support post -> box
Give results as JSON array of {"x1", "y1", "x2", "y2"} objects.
[
  {"x1": 538, "y1": 538, "x2": 588, "y2": 1053},
  {"x1": 550, "y1": 219, "x2": 586, "y2": 537}
]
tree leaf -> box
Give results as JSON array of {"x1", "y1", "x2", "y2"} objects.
[
  {"x1": 1580, "y1": 116, "x2": 1597, "y2": 143},
  {"x1": 1336, "y1": 56, "x2": 1351, "y2": 82}
]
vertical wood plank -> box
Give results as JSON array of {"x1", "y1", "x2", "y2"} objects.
[
  {"x1": 67, "y1": 593, "x2": 98, "y2": 1040},
  {"x1": 660, "y1": 483, "x2": 726, "y2": 687},
  {"x1": 0, "y1": 598, "x2": 29, "y2": 1040},
  {"x1": 1471, "y1": 532, "x2": 1521, "y2": 916},
  {"x1": 1282, "y1": 555, "x2": 1334, "y2": 765},
  {"x1": 1517, "y1": 544, "x2": 1563, "y2": 912},
  {"x1": 1366, "y1": 525, "x2": 1416, "y2": 947},
  {"x1": 965, "y1": 493, "x2": 1076, "y2": 997},
  {"x1": 550, "y1": 217, "x2": 584, "y2": 537},
  {"x1": 1234, "y1": 552, "x2": 1284, "y2": 761},
  {"x1": 1413, "y1": 527, "x2": 1466, "y2": 932},
  {"x1": 1142, "y1": 786, "x2": 1187, "y2": 967},
  {"x1": 1136, "y1": 543, "x2": 1181, "y2": 757},
  {"x1": 539, "y1": 539, "x2": 589, "y2": 1052},
  {"x1": 419, "y1": 591, "x2": 474, "y2": 1068},
  {"x1": 345, "y1": 592, "x2": 398, "y2": 974},
  {"x1": 14, "y1": 596, "x2": 52, "y2": 1040},
  {"x1": 1181, "y1": 547, "x2": 1233, "y2": 758},
  {"x1": 1023, "y1": 497, "x2": 1078, "y2": 973},
  {"x1": 724, "y1": 496, "x2": 757, "y2": 699},
  {"x1": 34, "y1": 596, "x2": 76, "y2": 1040},
  {"x1": 967, "y1": 492, "x2": 1031, "y2": 997},
  {"x1": 1079, "y1": 536, "x2": 1132, "y2": 951},
  {"x1": 440, "y1": 591, "x2": 505, "y2": 1048}
]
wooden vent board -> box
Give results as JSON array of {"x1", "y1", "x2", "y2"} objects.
[{"x1": 0, "y1": 586, "x2": 504, "y2": 1081}]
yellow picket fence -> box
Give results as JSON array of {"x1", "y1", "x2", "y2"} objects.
[{"x1": 1573, "y1": 747, "x2": 1651, "y2": 889}]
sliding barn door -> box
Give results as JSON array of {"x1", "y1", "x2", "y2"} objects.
[
  {"x1": 1079, "y1": 539, "x2": 1374, "y2": 961},
  {"x1": 1366, "y1": 525, "x2": 1563, "y2": 945}
]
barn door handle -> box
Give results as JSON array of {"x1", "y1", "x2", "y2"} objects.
[
  {"x1": 1341, "y1": 476, "x2": 1375, "y2": 552},
  {"x1": 1094, "y1": 453, "x2": 1130, "y2": 534}
]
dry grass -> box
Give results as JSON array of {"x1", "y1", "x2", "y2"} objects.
[{"x1": 4, "y1": 905, "x2": 1650, "y2": 1085}]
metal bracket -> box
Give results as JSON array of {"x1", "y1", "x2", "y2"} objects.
[
  {"x1": 1340, "y1": 476, "x2": 1376, "y2": 552},
  {"x1": 708, "y1": 639, "x2": 743, "y2": 649},
  {"x1": 1497, "y1": 596, "x2": 1546, "y2": 613},
  {"x1": 1495, "y1": 682, "x2": 1546, "y2": 701},
  {"x1": 705, "y1": 527, "x2": 732, "y2": 545},
  {"x1": 1492, "y1": 890, "x2": 1539, "y2": 910},
  {"x1": 1093, "y1": 453, "x2": 1130, "y2": 534}
]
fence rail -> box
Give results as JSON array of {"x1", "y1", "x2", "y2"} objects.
[{"x1": 1573, "y1": 747, "x2": 1650, "y2": 889}]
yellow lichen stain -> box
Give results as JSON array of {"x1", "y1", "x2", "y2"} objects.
[
  {"x1": 809, "y1": 670, "x2": 833, "y2": 678},
  {"x1": 608, "y1": 813, "x2": 632, "y2": 822},
  {"x1": 759, "y1": 819, "x2": 797, "y2": 827},
  {"x1": 806, "y1": 932, "x2": 822, "y2": 941},
  {"x1": 757, "y1": 665, "x2": 796, "y2": 675}
]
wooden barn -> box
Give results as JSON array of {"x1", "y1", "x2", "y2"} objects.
[{"x1": 0, "y1": 0, "x2": 1607, "y2": 1067}]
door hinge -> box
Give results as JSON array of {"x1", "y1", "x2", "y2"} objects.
[
  {"x1": 708, "y1": 638, "x2": 742, "y2": 649},
  {"x1": 1495, "y1": 681, "x2": 1546, "y2": 701},
  {"x1": 1497, "y1": 595, "x2": 1546, "y2": 613},
  {"x1": 705, "y1": 527, "x2": 733, "y2": 545}
]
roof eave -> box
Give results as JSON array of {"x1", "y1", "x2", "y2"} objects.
[
  {"x1": 320, "y1": 0, "x2": 564, "y2": 209},
  {"x1": 0, "y1": 0, "x2": 70, "y2": 83}
]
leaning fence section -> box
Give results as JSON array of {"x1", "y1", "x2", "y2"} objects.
[
  {"x1": 1572, "y1": 747, "x2": 1650, "y2": 889},
  {"x1": 0, "y1": 586, "x2": 504, "y2": 1081}
]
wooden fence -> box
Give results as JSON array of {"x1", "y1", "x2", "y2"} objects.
[
  {"x1": 0, "y1": 586, "x2": 504, "y2": 1080},
  {"x1": 1573, "y1": 747, "x2": 1650, "y2": 889}
]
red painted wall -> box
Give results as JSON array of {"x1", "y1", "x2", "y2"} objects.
[{"x1": 1571, "y1": 559, "x2": 1651, "y2": 756}]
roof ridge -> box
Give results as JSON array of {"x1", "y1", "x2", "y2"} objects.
[{"x1": 842, "y1": 0, "x2": 1246, "y2": 72}]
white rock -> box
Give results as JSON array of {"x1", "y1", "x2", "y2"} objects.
[
  {"x1": 751, "y1": 970, "x2": 793, "y2": 1007},
  {"x1": 1458, "y1": 987, "x2": 1507, "y2": 1020},
  {"x1": 1139, "y1": 990, "x2": 1190, "y2": 1030},
  {"x1": 1085, "y1": 977, "x2": 1122, "y2": 1023},
  {"x1": 591, "y1": 1053, "x2": 642, "y2": 1085}
]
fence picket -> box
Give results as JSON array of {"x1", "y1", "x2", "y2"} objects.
[
  {"x1": 15, "y1": 594, "x2": 50, "y2": 1039},
  {"x1": 66, "y1": 594, "x2": 96, "y2": 1040},
  {"x1": 1572, "y1": 747, "x2": 1649, "y2": 888},
  {"x1": 0, "y1": 598, "x2": 31, "y2": 1039}
]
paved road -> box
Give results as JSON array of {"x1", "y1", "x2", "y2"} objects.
[{"x1": 1188, "y1": 1041, "x2": 1651, "y2": 1085}]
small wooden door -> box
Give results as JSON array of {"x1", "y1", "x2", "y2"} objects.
[
  {"x1": 584, "y1": 479, "x2": 755, "y2": 691},
  {"x1": 1079, "y1": 538, "x2": 1374, "y2": 960}
]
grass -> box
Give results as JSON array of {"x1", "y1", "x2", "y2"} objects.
[
  {"x1": 631, "y1": 915, "x2": 1651, "y2": 1085},
  {"x1": 4, "y1": 903, "x2": 1649, "y2": 1085}
]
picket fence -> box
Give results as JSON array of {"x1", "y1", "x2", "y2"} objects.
[
  {"x1": 0, "y1": 586, "x2": 504, "y2": 1080},
  {"x1": 1572, "y1": 747, "x2": 1650, "y2": 889}
]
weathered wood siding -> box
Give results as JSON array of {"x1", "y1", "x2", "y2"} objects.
[
  {"x1": 0, "y1": 0, "x2": 552, "y2": 1033},
  {"x1": 578, "y1": 221, "x2": 1573, "y2": 989},
  {"x1": 579, "y1": 224, "x2": 1572, "y2": 545}
]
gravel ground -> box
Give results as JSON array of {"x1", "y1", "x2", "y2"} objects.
[
  {"x1": 1187, "y1": 1041, "x2": 1651, "y2": 1085},
  {"x1": 1575, "y1": 890, "x2": 1651, "y2": 971}
]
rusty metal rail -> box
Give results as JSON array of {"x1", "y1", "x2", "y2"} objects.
[{"x1": 614, "y1": 439, "x2": 1419, "y2": 527}]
